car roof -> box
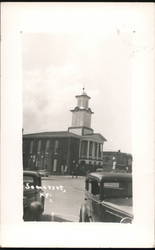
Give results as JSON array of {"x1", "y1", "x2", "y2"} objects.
[
  {"x1": 87, "y1": 171, "x2": 132, "y2": 182},
  {"x1": 23, "y1": 170, "x2": 40, "y2": 177}
]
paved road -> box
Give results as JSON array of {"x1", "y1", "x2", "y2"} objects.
[{"x1": 42, "y1": 176, "x2": 85, "y2": 222}]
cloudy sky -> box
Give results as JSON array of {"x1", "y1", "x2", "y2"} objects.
[{"x1": 23, "y1": 22, "x2": 134, "y2": 153}]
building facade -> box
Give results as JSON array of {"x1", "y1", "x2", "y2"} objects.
[
  {"x1": 23, "y1": 132, "x2": 80, "y2": 174},
  {"x1": 102, "y1": 150, "x2": 132, "y2": 173},
  {"x1": 23, "y1": 89, "x2": 107, "y2": 175}
]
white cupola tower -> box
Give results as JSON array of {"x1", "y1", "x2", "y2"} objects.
[{"x1": 68, "y1": 88, "x2": 94, "y2": 136}]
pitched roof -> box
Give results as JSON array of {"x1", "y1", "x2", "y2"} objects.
[{"x1": 23, "y1": 131, "x2": 81, "y2": 139}]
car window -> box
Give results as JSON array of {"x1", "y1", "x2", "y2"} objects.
[
  {"x1": 92, "y1": 180, "x2": 100, "y2": 195},
  {"x1": 88, "y1": 181, "x2": 92, "y2": 193},
  {"x1": 86, "y1": 179, "x2": 92, "y2": 193},
  {"x1": 102, "y1": 181, "x2": 132, "y2": 199},
  {"x1": 86, "y1": 179, "x2": 100, "y2": 196}
]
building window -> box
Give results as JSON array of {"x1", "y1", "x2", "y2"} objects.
[
  {"x1": 37, "y1": 140, "x2": 42, "y2": 153},
  {"x1": 45, "y1": 139, "x2": 50, "y2": 153},
  {"x1": 78, "y1": 98, "x2": 82, "y2": 107},
  {"x1": 30, "y1": 140, "x2": 34, "y2": 154},
  {"x1": 104, "y1": 156, "x2": 110, "y2": 162},
  {"x1": 53, "y1": 159, "x2": 58, "y2": 172},
  {"x1": 89, "y1": 141, "x2": 93, "y2": 156},
  {"x1": 81, "y1": 141, "x2": 88, "y2": 157},
  {"x1": 94, "y1": 143, "x2": 97, "y2": 157},
  {"x1": 98, "y1": 144, "x2": 102, "y2": 158},
  {"x1": 54, "y1": 140, "x2": 59, "y2": 154}
]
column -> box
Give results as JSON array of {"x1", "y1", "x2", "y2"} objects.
[
  {"x1": 67, "y1": 137, "x2": 71, "y2": 174},
  {"x1": 100, "y1": 144, "x2": 103, "y2": 159},
  {"x1": 92, "y1": 142, "x2": 95, "y2": 159},
  {"x1": 87, "y1": 141, "x2": 90, "y2": 160},
  {"x1": 79, "y1": 139, "x2": 82, "y2": 158},
  {"x1": 96, "y1": 143, "x2": 99, "y2": 160}
]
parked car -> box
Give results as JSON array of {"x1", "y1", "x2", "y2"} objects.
[
  {"x1": 23, "y1": 171, "x2": 45, "y2": 221},
  {"x1": 95, "y1": 167, "x2": 103, "y2": 172},
  {"x1": 79, "y1": 172, "x2": 133, "y2": 223},
  {"x1": 37, "y1": 169, "x2": 48, "y2": 177}
]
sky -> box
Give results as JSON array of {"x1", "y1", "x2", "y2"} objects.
[{"x1": 23, "y1": 23, "x2": 134, "y2": 154}]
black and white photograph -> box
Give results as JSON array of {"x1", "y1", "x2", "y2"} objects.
[
  {"x1": 1, "y1": 2, "x2": 155, "y2": 248},
  {"x1": 22, "y1": 32, "x2": 133, "y2": 223}
]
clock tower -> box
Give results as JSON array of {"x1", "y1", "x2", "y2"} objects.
[{"x1": 68, "y1": 88, "x2": 94, "y2": 136}]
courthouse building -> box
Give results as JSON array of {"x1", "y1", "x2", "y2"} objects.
[{"x1": 23, "y1": 89, "x2": 107, "y2": 175}]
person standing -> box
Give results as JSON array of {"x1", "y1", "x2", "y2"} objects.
[
  {"x1": 72, "y1": 161, "x2": 76, "y2": 178},
  {"x1": 112, "y1": 156, "x2": 116, "y2": 171},
  {"x1": 75, "y1": 163, "x2": 79, "y2": 178},
  {"x1": 64, "y1": 164, "x2": 68, "y2": 175},
  {"x1": 61, "y1": 164, "x2": 64, "y2": 175}
]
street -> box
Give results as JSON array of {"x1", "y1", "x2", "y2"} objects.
[{"x1": 42, "y1": 175, "x2": 85, "y2": 222}]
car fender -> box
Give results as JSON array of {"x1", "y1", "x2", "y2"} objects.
[{"x1": 79, "y1": 202, "x2": 93, "y2": 222}]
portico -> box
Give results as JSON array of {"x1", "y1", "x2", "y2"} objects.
[{"x1": 79, "y1": 133, "x2": 106, "y2": 167}]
